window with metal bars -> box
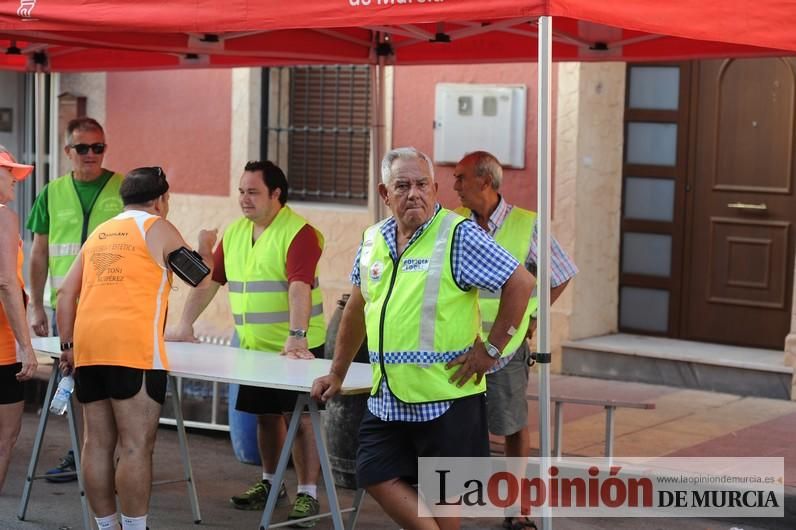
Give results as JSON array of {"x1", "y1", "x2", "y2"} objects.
[{"x1": 262, "y1": 66, "x2": 371, "y2": 205}]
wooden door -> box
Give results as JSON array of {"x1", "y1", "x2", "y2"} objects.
[{"x1": 683, "y1": 58, "x2": 796, "y2": 349}]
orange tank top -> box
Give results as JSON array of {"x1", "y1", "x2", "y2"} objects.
[
  {"x1": 74, "y1": 211, "x2": 173, "y2": 370},
  {"x1": 0, "y1": 239, "x2": 24, "y2": 365}
]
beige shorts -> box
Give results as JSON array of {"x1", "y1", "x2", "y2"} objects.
[{"x1": 485, "y1": 340, "x2": 531, "y2": 436}]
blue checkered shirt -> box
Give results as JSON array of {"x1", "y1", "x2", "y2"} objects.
[
  {"x1": 465, "y1": 196, "x2": 578, "y2": 372},
  {"x1": 350, "y1": 204, "x2": 519, "y2": 422}
]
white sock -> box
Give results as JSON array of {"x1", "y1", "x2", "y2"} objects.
[
  {"x1": 94, "y1": 513, "x2": 118, "y2": 529},
  {"x1": 262, "y1": 472, "x2": 275, "y2": 483},
  {"x1": 297, "y1": 484, "x2": 317, "y2": 499},
  {"x1": 121, "y1": 514, "x2": 147, "y2": 530}
]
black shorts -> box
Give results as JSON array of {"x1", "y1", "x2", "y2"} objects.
[
  {"x1": 356, "y1": 393, "x2": 489, "y2": 489},
  {"x1": 0, "y1": 363, "x2": 24, "y2": 404},
  {"x1": 74, "y1": 365, "x2": 168, "y2": 405},
  {"x1": 235, "y1": 344, "x2": 324, "y2": 415}
]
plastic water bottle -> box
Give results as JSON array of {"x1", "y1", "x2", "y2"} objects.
[{"x1": 49, "y1": 375, "x2": 75, "y2": 415}]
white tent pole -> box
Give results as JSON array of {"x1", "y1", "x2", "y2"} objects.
[
  {"x1": 48, "y1": 73, "x2": 60, "y2": 183},
  {"x1": 34, "y1": 70, "x2": 46, "y2": 194},
  {"x1": 369, "y1": 53, "x2": 386, "y2": 224},
  {"x1": 537, "y1": 15, "x2": 553, "y2": 530}
]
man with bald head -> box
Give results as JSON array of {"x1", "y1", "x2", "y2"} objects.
[
  {"x1": 453, "y1": 150, "x2": 577, "y2": 530},
  {"x1": 27, "y1": 117, "x2": 124, "y2": 483}
]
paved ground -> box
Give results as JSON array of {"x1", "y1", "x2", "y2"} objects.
[{"x1": 0, "y1": 374, "x2": 794, "y2": 529}]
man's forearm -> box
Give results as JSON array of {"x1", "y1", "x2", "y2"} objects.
[
  {"x1": 29, "y1": 236, "x2": 48, "y2": 306},
  {"x1": 179, "y1": 281, "x2": 221, "y2": 327},
  {"x1": 55, "y1": 294, "x2": 77, "y2": 343},
  {"x1": 287, "y1": 281, "x2": 312, "y2": 330},
  {"x1": 330, "y1": 288, "x2": 367, "y2": 380},
  {"x1": 489, "y1": 266, "x2": 535, "y2": 352},
  {"x1": 549, "y1": 280, "x2": 569, "y2": 307}
]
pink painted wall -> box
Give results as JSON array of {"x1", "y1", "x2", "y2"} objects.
[
  {"x1": 105, "y1": 69, "x2": 232, "y2": 196},
  {"x1": 392, "y1": 63, "x2": 557, "y2": 211}
]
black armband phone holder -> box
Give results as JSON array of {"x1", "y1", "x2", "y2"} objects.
[{"x1": 167, "y1": 247, "x2": 210, "y2": 287}]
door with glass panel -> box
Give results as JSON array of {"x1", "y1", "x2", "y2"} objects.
[
  {"x1": 682, "y1": 58, "x2": 796, "y2": 349},
  {"x1": 619, "y1": 64, "x2": 690, "y2": 337}
]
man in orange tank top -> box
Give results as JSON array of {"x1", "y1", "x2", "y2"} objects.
[{"x1": 56, "y1": 167, "x2": 217, "y2": 530}]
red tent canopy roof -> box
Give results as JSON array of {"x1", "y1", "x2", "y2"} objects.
[{"x1": 0, "y1": 1, "x2": 794, "y2": 71}]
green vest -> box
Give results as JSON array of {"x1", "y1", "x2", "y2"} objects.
[
  {"x1": 223, "y1": 206, "x2": 326, "y2": 353},
  {"x1": 455, "y1": 205, "x2": 538, "y2": 355},
  {"x1": 360, "y1": 208, "x2": 484, "y2": 403},
  {"x1": 47, "y1": 171, "x2": 124, "y2": 306}
]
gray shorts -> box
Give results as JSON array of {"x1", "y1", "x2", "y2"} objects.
[{"x1": 485, "y1": 340, "x2": 531, "y2": 436}]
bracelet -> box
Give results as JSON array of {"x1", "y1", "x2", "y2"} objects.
[{"x1": 60, "y1": 341, "x2": 74, "y2": 352}]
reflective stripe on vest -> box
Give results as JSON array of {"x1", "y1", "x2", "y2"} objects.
[
  {"x1": 455, "y1": 206, "x2": 538, "y2": 354},
  {"x1": 361, "y1": 208, "x2": 483, "y2": 404},
  {"x1": 228, "y1": 277, "x2": 319, "y2": 293},
  {"x1": 232, "y1": 302, "x2": 324, "y2": 325},
  {"x1": 48, "y1": 242, "x2": 82, "y2": 257},
  {"x1": 46, "y1": 172, "x2": 124, "y2": 307},
  {"x1": 223, "y1": 206, "x2": 326, "y2": 353}
]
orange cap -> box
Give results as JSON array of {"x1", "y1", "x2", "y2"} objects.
[{"x1": 0, "y1": 151, "x2": 34, "y2": 180}]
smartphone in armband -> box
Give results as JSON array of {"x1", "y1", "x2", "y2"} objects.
[{"x1": 167, "y1": 247, "x2": 210, "y2": 287}]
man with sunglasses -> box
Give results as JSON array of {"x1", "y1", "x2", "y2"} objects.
[{"x1": 26, "y1": 117, "x2": 124, "y2": 483}]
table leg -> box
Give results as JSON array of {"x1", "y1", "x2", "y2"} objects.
[
  {"x1": 66, "y1": 393, "x2": 91, "y2": 529},
  {"x1": 17, "y1": 364, "x2": 57, "y2": 521},
  {"x1": 345, "y1": 488, "x2": 366, "y2": 530},
  {"x1": 169, "y1": 375, "x2": 202, "y2": 523},
  {"x1": 260, "y1": 394, "x2": 306, "y2": 530},
  {"x1": 308, "y1": 398, "x2": 345, "y2": 530}
]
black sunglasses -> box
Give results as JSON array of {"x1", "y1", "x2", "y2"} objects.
[{"x1": 69, "y1": 143, "x2": 106, "y2": 155}]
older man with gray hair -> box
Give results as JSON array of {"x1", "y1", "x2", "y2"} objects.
[
  {"x1": 313, "y1": 147, "x2": 535, "y2": 530},
  {"x1": 453, "y1": 150, "x2": 577, "y2": 530}
]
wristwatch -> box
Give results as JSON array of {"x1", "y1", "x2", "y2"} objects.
[
  {"x1": 60, "y1": 341, "x2": 74, "y2": 352},
  {"x1": 483, "y1": 340, "x2": 501, "y2": 360},
  {"x1": 288, "y1": 328, "x2": 307, "y2": 338}
]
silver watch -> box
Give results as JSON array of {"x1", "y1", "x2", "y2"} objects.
[
  {"x1": 484, "y1": 340, "x2": 501, "y2": 360},
  {"x1": 288, "y1": 328, "x2": 307, "y2": 338}
]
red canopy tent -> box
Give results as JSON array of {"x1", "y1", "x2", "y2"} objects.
[
  {"x1": 2, "y1": 3, "x2": 795, "y2": 528},
  {"x1": 0, "y1": 1, "x2": 795, "y2": 71}
]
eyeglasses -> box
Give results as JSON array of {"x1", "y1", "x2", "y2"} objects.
[{"x1": 69, "y1": 143, "x2": 106, "y2": 155}]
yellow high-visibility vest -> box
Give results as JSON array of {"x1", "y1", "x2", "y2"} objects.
[
  {"x1": 455, "y1": 206, "x2": 537, "y2": 355},
  {"x1": 360, "y1": 208, "x2": 484, "y2": 403},
  {"x1": 223, "y1": 206, "x2": 326, "y2": 352},
  {"x1": 47, "y1": 171, "x2": 124, "y2": 306}
]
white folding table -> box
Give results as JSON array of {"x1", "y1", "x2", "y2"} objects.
[{"x1": 24, "y1": 337, "x2": 372, "y2": 530}]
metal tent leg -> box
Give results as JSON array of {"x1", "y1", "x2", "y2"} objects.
[{"x1": 537, "y1": 14, "x2": 554, "y2": 530}]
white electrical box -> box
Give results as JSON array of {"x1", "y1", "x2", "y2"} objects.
[{"x1": 433, "y1": 83, "x2": 526, "y2": 168}]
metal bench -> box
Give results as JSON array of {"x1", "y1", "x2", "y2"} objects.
[{"x1": 526, "y1": 394, "x2": 655, "y2": 459}]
